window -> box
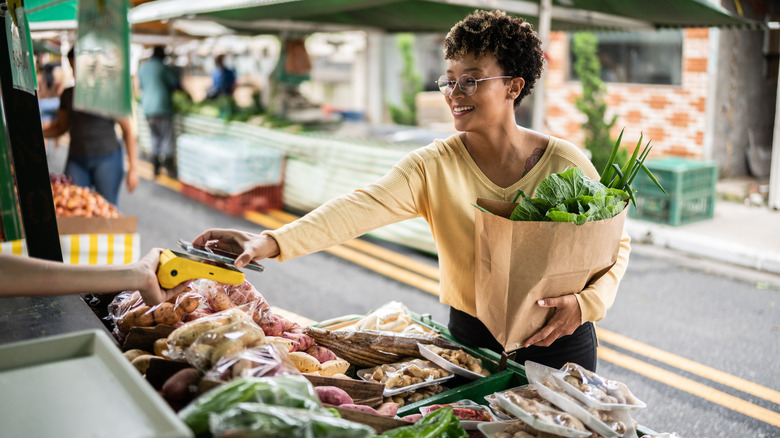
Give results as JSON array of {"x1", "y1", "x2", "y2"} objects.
[{"x1": 570, "y1": 30, "x2": 684, "y2": 85}]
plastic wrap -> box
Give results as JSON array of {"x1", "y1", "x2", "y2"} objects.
[
  {"x1": 419, "y1": 400, "x2": 498, "y2": 430},
  {"x1": 207, "y1": 344, "x2": 301, "y2": 380},
  {"x1": 556, "y1": 362, "x2": 646, "y2": 411},
  {"x1": 525, "y1": 361, "x2": 637, "y2": 438},
  {"x1": 358, "y1": 359, "x2": 454, "y2": 396},
  {"x1": 418, "y1": 343, "x2": 490, "y2": 380},
  {"x1": 496, "y1": 387, "x2": 591, "y2": 438},
  {"x1": 108, "y1": 289, "x2": 204, "y2": 341},
  {"x1": 335, "y1": 301, "x2": 429, "y2": 334},
  {"x1": 208, "y1": 403, "x2": 375, "y2": 438},
  {"x1": 178, "y1": 375, "x2": 323, "y2": 436}
]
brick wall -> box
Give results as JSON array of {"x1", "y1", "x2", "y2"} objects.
[{"x1": 544, "y1": 29, "x2": 710, "y2": 159}]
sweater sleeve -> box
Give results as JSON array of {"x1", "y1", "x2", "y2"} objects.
[{"x1": 263, "y1": 155, "x2": 424, "y2": 261}]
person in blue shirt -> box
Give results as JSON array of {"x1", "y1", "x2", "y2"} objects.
[
  {"x1": 138, "y1": 46, "x2": 181, "y2": 177},
  {"x1": 207, "y1": 54, "x2": 236, "y2": 99}
]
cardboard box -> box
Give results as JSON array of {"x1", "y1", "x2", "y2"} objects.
[{"x1": 57, "y1": 216, "x2": 138, "y2": 235}]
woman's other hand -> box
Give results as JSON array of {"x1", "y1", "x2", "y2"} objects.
[
  {"x1": 522, "y1": 294, "x2": 582, "y2": 348},
  {"x1": 193, "y1": 229, "x2": 280, "y2": 268},
  {"x1": 135, "y1": 248, "x2": 191, "y2": 305}
]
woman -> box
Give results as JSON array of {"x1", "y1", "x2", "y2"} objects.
[
  {"x1": 0, "y1": 249, "x2": 189, "y2": 306},
  {"x1": 43, "y1": 48, "x2": 139, "y2": 207},
  {"x1": 194, "y1": 10, "x2": 630, "y2": 371}
]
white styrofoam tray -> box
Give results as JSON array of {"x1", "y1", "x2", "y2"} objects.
[{"x1": 0, "y1": 329, "x2": 192, "y2": 438}]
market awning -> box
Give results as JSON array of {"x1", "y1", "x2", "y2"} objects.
[
  {"x1": 128, "y1": 0, "x2": 763, "y2": 33},
  {"x1": 24, "y1": 0, "x2": 78, "y2": 31}
]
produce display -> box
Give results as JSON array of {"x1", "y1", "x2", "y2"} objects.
[
  {"x1": 50, "y1": 173, "x2": 120, "y2": 217},
  {"x1": 107, "y1": 275, "x2": 679, "y2": 437}
]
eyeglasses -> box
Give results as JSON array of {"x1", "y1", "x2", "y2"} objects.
[{"x1": 436, "y1": 74, "x2": 512, "y2": 96}]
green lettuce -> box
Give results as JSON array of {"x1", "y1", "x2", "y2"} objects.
[
  {"x1": 508, "y1": 167, "x2": 628, "y2": 225},
  {"x1": 377, "y1": 407, "x2": 467, "y2": 438}
]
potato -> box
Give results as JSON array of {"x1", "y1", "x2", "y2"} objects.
[
  {"x1": 153, "y1": 338, "x2": 170, "y2": 357},
  {"x1": 210, "y1": 340, "x2": 243, "y2": 365},
  {"x1": 319, "y1": 359, "x2": 350, "y2": 377},
  {"x1": 186, "y1": 343, "x2": 215, "y2": 370},
  {"x1": 376, "y1": 402, "x2": 400, "y2": 417},
  {"x1": 123, "y1": 349, "x2": 151, "y2": 362},
  {"x1": 338, "y1": 404, "x2": 380, "y2": 414},
  {"x1": 132, "y1": 305, "x2": 155, "y2": 327},
  {"x1": 288, "y1": 351, "x2": 320, "y2": 373},
  {"x1": 130, "y1": 354, "x2": 156, "y2": 374},
  {"x1": 168, "y1": 318, "x2": 223, "y2": 349},
  {"x1": 208, "y1": 289, "x2": 235, "y2": 312},
  {"x1": 162, "y1": 368, "x2": 202, "y2": 403},
  {"x1": 314, "y1": 386, "x2": 354, "y2": 406},
  {"x1": 258, "y1": 314, "x2": 285, "y2": 337},
  {"x1": 305, "y1": 346, "x2": 337, "y2": 363}
]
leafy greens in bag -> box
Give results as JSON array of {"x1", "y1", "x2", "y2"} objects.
[
  {"x1": 377, "y1": 407, "x2": 467, "y2": 438},
  {"x1": 508, "y1": 167, "x2": 628, "y2": 225}
]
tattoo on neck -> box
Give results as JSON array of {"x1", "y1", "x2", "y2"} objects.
[{"x1": 523, "y1": 148, "x2": 545, "y2": 176}]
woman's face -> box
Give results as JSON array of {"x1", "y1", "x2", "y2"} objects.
[{"x1": 443, "y1": 52, "x2": 514, "y2": 133}]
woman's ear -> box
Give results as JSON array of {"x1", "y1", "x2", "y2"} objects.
[{"x1": 508, "y1": 77, "x2": 525, "y2": 100}]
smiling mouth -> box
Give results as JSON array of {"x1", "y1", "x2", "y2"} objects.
[{"x1": 453, "y1": 106, "x2": 474, "y2": 115}]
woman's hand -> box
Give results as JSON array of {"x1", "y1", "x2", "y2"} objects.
[
  {"x1": 134, "y1": 248, "x2": 191, "y2": 305},
  {"x1": 522, "y1": 294, "x2": 582, "y2": 348},
  {"x1": 193, "y1": 229, "x2": 280, "y2": 268}
]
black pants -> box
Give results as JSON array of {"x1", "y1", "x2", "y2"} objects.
[{"x1": 448, "y1": 307, "x2": 598, "y2": 372}]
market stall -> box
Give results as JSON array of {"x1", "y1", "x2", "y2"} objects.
[{"x1": 0, "y1": 275, "x2": 681, "y2": 437}]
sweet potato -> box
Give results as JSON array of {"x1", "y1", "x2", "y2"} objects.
[
  {"x1": 258, "y1": 314, "x2": 285, "y2": 337},
  {"x1": 175, "y1": 292, "x2": 201, "y2": 314},
  {"x1": 339, "y1": 404, "x2": 380, "y2": 414},
  {"x1": 305, "y1": 345, "x2": 337, "y2": 363},
  {"x1": 318, "y1": 359, "x2": 350, "y2": 377},
  {"x1": 153, "y1": 302, "x2": 178, "y2": 325},
  {"x1": 282, "y1": 332, "x2": 315, "y2": 352},
  {"x1": 288, "y1": 351, "x2": 320, "y2": 373},
  {"x1": 315, "y1": 386, "x2": 354, "y2": 406},
  {"x1": 208, "y1": 289, "x2": 235, "y2": 312},
  {"x1": 376, "y1": 402, "x2": 400, "y2": 417},
  {"x1": 162, "y1": 368, "x2": 202, "y2": 404},
  {"x1": 265, "y1": 336, "x2": 296, "y2": 352}
]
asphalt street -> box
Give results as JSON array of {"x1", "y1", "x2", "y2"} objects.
[{"x1": 119, "y1": 176, "x2": 780, "y2": 437}]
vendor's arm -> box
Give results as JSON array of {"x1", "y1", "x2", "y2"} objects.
[
  {"x1": 0, "y1": 249, "x2": 190, "y2": 305},
  {"x1": 117, "y1": 117, "x2": 139, "y2": 193},
  {"x1": 42, "y1": 108, "x2": 69, "y2": 138}
]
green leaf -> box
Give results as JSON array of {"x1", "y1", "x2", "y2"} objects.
[
  {"x1": 641, "y1": 163, "x2": 668, "y2": 195},
  {"x1": 600, "y1": 128, "x2": 624, "y2": 185},
  {"x1": 472, "y1": 204, "x2": 494, "y2": 215}
]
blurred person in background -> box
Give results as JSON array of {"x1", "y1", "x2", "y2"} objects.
[
  {"x1": 206, "y1": 53, "x2": 236, "y2": 99},
  {"x1": 138, "y1": 45, "x2": 181, "y2": 178},
  {"x1": 43, "y1": 47, "x2": 139, "y2": 206}
]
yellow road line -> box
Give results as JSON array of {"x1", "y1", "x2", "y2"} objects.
[
  {"x1": 598, "y1": 346, "x2": 780, "y2": 428},
  {"x1": 266, "y1": 209, "x2": 441, "y2": 281},
  {"x1": 243, "y1": 211, "x2": 440, "y2": 296},
  {"x1": 597, "y1": 327, "x2": 780, "y2": 407}
]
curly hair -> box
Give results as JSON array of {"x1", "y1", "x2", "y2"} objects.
[{"x1": 444, "y1": 10, "x2": 544, "y2": 106}]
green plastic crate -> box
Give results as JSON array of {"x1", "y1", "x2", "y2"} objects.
[
  {"x1": 630, "y1": 157, "x2": 717, "y2": 226},
  {"x1": 397, "y1": 369, "x2": 527, "y2": 416}
]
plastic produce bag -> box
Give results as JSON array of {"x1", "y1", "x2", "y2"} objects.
[
  {"x1": 108, "y1": 289, "x2": 203, "y2": 340},
  {"x1": 209, "y1": 403, "x2": 375, "y2": 438},
  {"x1": 178, "y1": 375, "x2": 322, "y2": 435},
  {"x1": 376, "y1": 407, "x2": 467, "y2": 438},
  {"x1": 207, "y1": 344, "x2": 301, "y2": 380}
]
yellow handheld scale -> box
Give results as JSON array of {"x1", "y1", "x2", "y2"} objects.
[{"x1": 157, "y1": 249, "x2": 245, "y2": 289}]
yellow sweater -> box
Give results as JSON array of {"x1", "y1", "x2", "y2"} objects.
[{"x1": 265, "y1": 134, "x2": 631, "y2": 323}]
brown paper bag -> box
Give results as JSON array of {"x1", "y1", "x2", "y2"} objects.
[{"x1": 474, "y1": 198, "x2": 627, "y2": 352}]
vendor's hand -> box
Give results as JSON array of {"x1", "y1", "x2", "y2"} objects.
[
  {"x1": 193, "y1": 228, "x2": 280, "y2": 268},
  {"x1": 134, "y1": 248, "x2": 192, "y2": 306},
  {"x1": 522, "y1": 294, "x2": 582, "y2": 348}
]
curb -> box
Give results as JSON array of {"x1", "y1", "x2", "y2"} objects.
[{"x1": 626, "y1": 220, "x2": 780, "y2": 276}]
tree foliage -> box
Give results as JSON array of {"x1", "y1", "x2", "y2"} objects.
[
  {"x1": 572, "y1": 33, "x2": 626, "y2": 172},
  {"x1": 389, "y1": 34, "x2": 422, "y2": 126}
]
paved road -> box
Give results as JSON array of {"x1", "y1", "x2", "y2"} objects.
[{"x1": 119, "y1": 176, "x2": 780, "y2": 437}]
